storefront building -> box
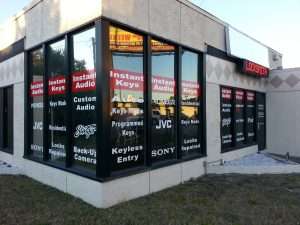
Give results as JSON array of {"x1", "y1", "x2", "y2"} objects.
[{"x1": 0, "y1": 0, "x2": 283, "y2": 208}]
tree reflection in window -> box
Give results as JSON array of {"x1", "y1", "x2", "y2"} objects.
[
  {"x1": 47, "y1": 40, "x2": 67, "y2": 164},
  {"x1": 71, "y1": 28, "x2": 97, "y2": 172},
  {"x1": 29, "y1": 48, "x2": 44, "y2": 159}
]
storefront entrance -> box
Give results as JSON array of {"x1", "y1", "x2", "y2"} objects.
[{"x1": 256, "y1": 92, "x2": 266, "y2": 151}]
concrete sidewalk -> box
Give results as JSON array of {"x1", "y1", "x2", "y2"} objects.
[
  {"x1": 0, "y1": 160, "x2": 22, "y2": 175},
  {"x1": 207, "y1": 152, "x2": 300, "y2": 175}
]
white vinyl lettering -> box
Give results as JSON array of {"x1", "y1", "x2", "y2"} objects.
[{"x1": 155, "y1": 120, "x2": 172, "y2": 129}]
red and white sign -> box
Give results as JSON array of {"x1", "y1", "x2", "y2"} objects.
[
  {"x1": 110, "y1": 69, "x2": 144, "y2": 92},
  {"x1": 30, "y1": 81, "x2": 44, "y2": 97},
  {"x1": 246, "y1": 91, "x2": 255, "y2": 101},
  {"x1": 182, "y1": 80, "x2": 200, "y2": 97},
  {"x1": 110, "y1": 69, "x2": 200, "y2": 96},
  {"x1": 235, "y1": 90, "x2": 244, "y2": 101},
  {"x1": 152, "y1": 76, "x2": 175, "y2": 94},
  {"x1": 72, "y1": 70, "x2": 96, "y2": 93},
  {"x1": 48, "y1": 75, "x2": 66, "y2": 95},
  {"x1": 222, "y1": 88, "x2": 232, "y2": 100}
]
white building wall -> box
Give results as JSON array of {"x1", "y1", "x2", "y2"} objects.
[
  {"x1": 15, "y1": 0, "x2": 227, "y2": 51},
  {"x1": 0, "y1": 54, "x2": 25, "y2": 167},
  {"x1": 25, "y1": 0, "x2": 102, "y2": 49},
  {"x1": 205, "y1": 55, "x2": 267, "y2": 162},
  {"x1": 102, "y1": 0, "x2": 226, "y2": 52},
  {"x1": 267, "y1": 68, "x2": 300, "y2": 157}
]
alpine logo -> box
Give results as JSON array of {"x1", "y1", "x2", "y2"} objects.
[{"x1": 74, "y1": 124, "x2": 96, "y2": 139}]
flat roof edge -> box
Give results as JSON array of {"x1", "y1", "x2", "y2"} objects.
[{"x1": 0, "y1": 0, "x2": 282, "y2": 56}]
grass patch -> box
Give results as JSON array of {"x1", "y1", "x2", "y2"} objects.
[{"x1": 1, "y1": 174, "x2": 300, "y2": 225}]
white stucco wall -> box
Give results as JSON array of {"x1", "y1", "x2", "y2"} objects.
[
  {"x1": 205, "y1": 55, "x2": 266, "y2": 162},
  {"x1": 267, "y1": 68, "x2": 300, "y2": 157},
  {"x1": 0, "y1": 54, "x2": 25, "y2": 167}
]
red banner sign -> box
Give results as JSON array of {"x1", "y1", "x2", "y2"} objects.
[
  {"x1": 72, "y1": 70, "x2": 96, "y2": 93},
  {"x1": 152, "y1": 76, "x2": 175, "y2": 94},
  {"x1": 222, "y1": 88, "x2": 232, "y2": 100},
  {"x1": 243, "y1": 60, "x2": 269, "y2": 78},
  {"x1": 246, "y1": 91, "x2": 255, "y2": 101},
  {"x1": 48, "y1": 75, "x2": 66, "y2": 95},
  {"x1": 30, "y1": 81, "x2": 44, "y2": 97},
  {"x1": 110, "y1": 69, "x2": 200, "y2": 96},
  {"x1": 235, "y1": 90, "x2": 244, "y2": 101},
  {"x1": 182, "y1": 80, "x2": 200, "y2": 97},
  {"x1": 110, "y1": 69, "x2": 144, "y2": 92}
]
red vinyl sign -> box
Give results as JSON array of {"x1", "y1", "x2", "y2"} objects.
[
  {"x1": 152, "y1": 76, "x2": 175, "y2": 94},
  {"x1": 243, "y1": 60, "x2": 269, "y2": 78},
  {"x1": 246, "y1": 91, "x2": 255, "y2": 101},
  {"x1": 48, "y1": 75, "x2": 66, "y2": 95},
  {"x1": 235, "y1": 90, "x2": 244, "y2": 101},
  {"x1": 182, "y1": 80, "x2": 200, "y2": 97},
  {"x1": 72, "y1": 70, "x2": 96, "y2": 93},
  {"x1": 110, "y1": 69, "x2": 144, "y2": 92},
  {"x1": 30, "y1": 81, "x2": 44, "y2": 97},
  {"x1": 222, "y1": 88, "x2": 232, "y2": 100},
  {"x1": 110, "y1": 69, "x2": 200, "y2": 96}
]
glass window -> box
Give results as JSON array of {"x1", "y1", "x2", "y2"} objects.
[
  {"x1": 109, "y1": 26, "x2": 145, "y2": 172},
  {"x1": 181, "y1": 50, "x2": 202, "y2": 157},
  {"x1": 151, "y1": 39, "x2": 176, "y2": 164},
  {"x1": 0, "y1": 86, "x2": 13, "y2": 153},
  {"x1": 246, "y1": 91, "x2": 256, "y2": 143},
  {"x1": 71, "y1": 28, "x2": 97, "y2": 171},
  {"x1": 221, "y1": 87, "x2": 234, "y2": 151},
  {"x1": 29, "y1": 48, "x2": 44, "y2": 159},
  {"x1": 234, "y1": 89, "x2": 246, "y2": 146},
  {"x1": 47, "y1": 40, "x2": 67, "y2": 164}
]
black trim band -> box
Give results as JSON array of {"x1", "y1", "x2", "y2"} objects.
[
  {"x1": 207, "y1": 45, "x2": 241, "y2": 64},
  {"x1": 0, "y1": 39, "x2": 24, "y2": 63}
]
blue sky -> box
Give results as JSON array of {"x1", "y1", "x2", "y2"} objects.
[
  {"x1": 1, "y1": 0, "x2": 299, "y2": 68},
  {"x1": 190, "y1": 0, "x2": 300, "y2": 68},
  {"x1": 0, "y1": 0, "x2": 29, "y2": 22}
]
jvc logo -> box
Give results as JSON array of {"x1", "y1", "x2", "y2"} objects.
[
  {"x1": 156, "y1": 120, "x2": 172, "y2": 129},
  {"x1": 33, "y1": 122, "x2": 43, "y2": 131}
]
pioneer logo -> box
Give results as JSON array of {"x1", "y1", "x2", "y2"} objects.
[{"x1": 74, "y1": 124, "x2": 96, "y2": 139}]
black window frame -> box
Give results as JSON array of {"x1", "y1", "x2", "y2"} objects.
[
  {"x1": 220, "y1": 85, "x2": 259, "y2": 153},
  {"x1": 180, "y1": 48, "x2": 205, "y2": 160},
  {"x1": 0, "y1": 85, "x2": 14, "y2": 154},
  {"x1": 24, "y1": 18, "x2": 207, "y2": 181}
]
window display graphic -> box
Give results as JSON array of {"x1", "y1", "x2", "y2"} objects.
[
  {"x1": 221, "y1": 87, "x2": 234, "y2": 150},
  {"x1": 71, "y1": 28, "x2": 97, "y2": 171},
  {"x1": 151, "y1": 39, "x2": 176, "y2": 164},
  {"x1": 181, "y1": 50, "x2": 202, "y2": 157},
  {"x1": 246, "y1": 91, "x2": 256, "y2": 143},
  {"x1": 47, "y1": 40, "x2": 68, "y2": 164},
  {"x1": 109, "y1": 26, "x2": 145, "y2": 171},
  {"x1": 29, "y1": 48, "x2": 44, "y2": 159},
  {"x1": 234, "y1": 89, "x2": 245, "y2": 145}
]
